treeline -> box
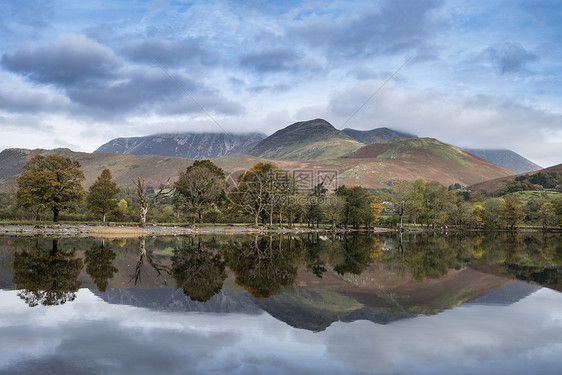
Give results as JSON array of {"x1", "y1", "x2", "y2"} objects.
[
  {"x1": 2, "y1": 154, "x2": 561, "y2": 230},
  {"x1": 2, "y1": 155, "x2": 383, "y2": 228},
  {"x1": 387, "y1": 179, "x2": 562, "y2": 230},
  {"x1": 494, "y1": 171, "x2": 562, "y2": 196}
]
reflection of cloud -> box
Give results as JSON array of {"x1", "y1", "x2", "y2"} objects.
[
  {"x1": 0, "y1": 288, "x2": 561, "y2": 374},
  {"x1": 324, "y1": 288, "x2": 562, "y2": 374}
]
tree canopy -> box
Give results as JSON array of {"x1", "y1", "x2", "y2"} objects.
[
  {"x1": 86, "y1": 169, "x2": 120, "y2": 222},
  {"x1": 16, "y1": 155, "x2": 85, "y2": 221},
  {"x1": 174, "y1": 160, "x2": 228, "y2": 222}
]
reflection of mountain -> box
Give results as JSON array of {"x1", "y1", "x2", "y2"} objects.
[
  {"x1": 92, "y1": 288, "x2": 262, "y2": 314},
  {"x1": 254, "y1": 290, "x2": 416, "y2": 332},
  {"x1": 467, "y1": 281, "x2": 541, "y2": 305}
]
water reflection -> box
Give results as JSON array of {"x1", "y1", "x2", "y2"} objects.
[
  {"x1": 172, "y1": 238, "x2": 227, "y2": 302},
  {"x1": 3, "y1": 232, "x2": 562, "y2": 308},
  {"x1": 12, "y1": 239, "x2": 83, "y2": 307},
  {"x1": 84, "y1": 243, "x2": 118, "y2": 292}
]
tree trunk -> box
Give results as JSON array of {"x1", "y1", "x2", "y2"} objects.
[
  {"x1": 103, "y1": 213, "x2": 106, "y2": 222},
  {"x1": 53, "y1": 208, "x2": 59, "y2": 222},
  {"x1": 140, "y1": 206, "x2": 148, "y2": 226}
]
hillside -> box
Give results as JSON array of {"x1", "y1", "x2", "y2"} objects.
[
  {"x1": 94, "y1": 132, "x2": 265, "y2": 159},
  {"x1": 0, "y1": 140, "x2": 515, "y2": 192},
  {"x1": 342, "y1": 127, "x2": 416, "y2": 144},
  {"x1": 470, "y1": 163, "x2": 562, "y2": 193},
  {"x1": 342, "y1": 138, "x2": 514, "y2": 187},
  {"x1": 463, "y1": 148, "x2": 542, "y2": 174},
  {"x1": 248, "y1": 119, "x2": 363, "y2": 160}
]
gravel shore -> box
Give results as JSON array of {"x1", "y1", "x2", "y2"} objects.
[{"x1": 0, "y1": 223, "x2": 393, "y2": 238}]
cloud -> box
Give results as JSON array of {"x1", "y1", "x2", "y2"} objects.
[
  {"x1": 485, "y1": 42, "x2": 538, "y2": 74},
  {"x1": 288, "y1": 0, "x2": 445, "y2": 59},
  {"x1": 121, "y1": 38, "x2": 218, "y2": 67},
  {"x1": 239, "y1": 49, "x2": 302, "y2": 73},
  {"x1": 326, "y1": 82, "x2": 562, "y2": 167},
  {"x1": 1, "y1": 33, "x2": 117, "y2": 86}
]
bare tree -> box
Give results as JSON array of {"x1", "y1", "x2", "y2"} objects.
[{"x1": 132, "y1": 178, "x2": 174, "y2": 226}]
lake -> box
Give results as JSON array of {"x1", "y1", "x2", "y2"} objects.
[{"x1": 0, "y1": 232, "x2": 561, "y2": 374}]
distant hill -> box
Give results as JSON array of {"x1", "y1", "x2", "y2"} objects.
[
  {"x1": 470, "y1": 163, "x2": 562, "y2": 193},
  {"x1": 343, "y1": 138, "x2": 514, "y2": 186},
  {"x1": 248, "y1": 119, "x2": 363, "y2": 160},
  {"x1": 342, "y1": 127, "x2": 416, "y2": 144},
  {"x1": 0, "y1": 141, "x2": 515, "y2": 192},
  {"x1": 94, "y1": 132, "x2": 266, "y2": 159},
  {"x1": 463, "y1": 148, "x2": 542, "y2": 174}
]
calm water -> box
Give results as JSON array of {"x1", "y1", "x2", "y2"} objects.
[{"x1": 0, "y1": 232, "x2": 561, "y2": 374}]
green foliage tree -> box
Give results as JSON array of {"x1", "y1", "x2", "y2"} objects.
[
  {"x1": 174, "y1": 160, "x2": 228, "y2": 223},
  {"x1": 553, "y1": 196, "x2": 562, "y2": 229},
  {"x1": 335, "y1": 186, "x2": 373, "y2": 229},
  {"x1": 501, "y1": 196, "x2": 525, "y2": 230},
  {"x1": 16, "y1": 155, "x2": 86, "y2": 222},
  {"x1": 537, "y1": 201, "x2": 556, "y2": 229},
  {"x1": 86, "y1": 169, "x2": 120, "y2": 222}
]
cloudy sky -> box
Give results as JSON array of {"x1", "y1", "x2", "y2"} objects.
[{"x1": 0, "y1": 0, "x2": 561, "y2": 167}]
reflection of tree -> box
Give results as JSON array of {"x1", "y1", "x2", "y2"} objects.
[
  {"x1": 12, "y1": 240, "x2": 83, "y2": 306},
  {"x1": 303, "y1": 235, "x2": 327, "y2": 278},
  {"x1": 333, "y1": 236, "x2": 375, "y2": 276},
  {"x1": 84, "y1": 244, "x2": 118, "y2": 292},
  {"x1": 132, "y1": 238, "x2": 170, "y2": 285},
  {"x1": 382, "y1": 234, "x2": 457, "y2": 282},
  {"x1": 226, "y1": 236, "x2": 300, "y2": 298},
  {"x1": 171, "y1": 240, "x2": 227, "y2": 302}
]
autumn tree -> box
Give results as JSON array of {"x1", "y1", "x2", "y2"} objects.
[
  {"x1": 501, "y1": 196, "x2": 525, "y2": 230},
  {"x1": 16, "y1": 155, "x2": 85, "y2": 222},
  {"x1": 537, "y1": 201, "x2": 556, "y2": 229},
  {"x1": 174, "y1": 160, "x2": 228, "y2": 223},
  {"x1": 229, "y1": 162, "x2": 279, "y2": 226},
  {"x1": 86, "y1": 169, "x2": 120, "y2": 222}
]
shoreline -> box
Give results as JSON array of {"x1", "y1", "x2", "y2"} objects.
[{"x1": 0, "y1": 223, "x2": 395, "y2": 238}]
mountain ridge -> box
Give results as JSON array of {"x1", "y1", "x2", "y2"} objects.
[
  {"x1": 248, "y1": 119, "x2": 363, "y2": 160},
  {"x1": 94, "y1": 132, "x2": 266, "y2": 159}
]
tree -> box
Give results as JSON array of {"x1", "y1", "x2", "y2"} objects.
[
  {"x1": 133, "y1": 178, "x2": 174, "y2": 226},
  {"x1": 174, "y1": 160, "x2": 228, "y2": 223},
  {"x1": 16, "y1": 155, "x2": 85, "y2": 222},
  {"x1": 86, "y1": 169, "x2": 120, "y2": 222},
  {"x1": 538, "y1": 201, "x2": 556, "y2": 229},
  {"x1": 335, "y1": 186, "x2": 373, "y2": 228},
  {"x1": 501, "y1": 196, "x2": 525, "y2": 230},
  {"x1": 553, "y1": 196, "x2": 562, "y2": 229},
  {"x1": 229, "y1": 162, "x2": 279, "y2": 226}
]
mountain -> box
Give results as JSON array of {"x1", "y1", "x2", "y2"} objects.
[
  {"x1": 0, "y1": 140, "x2": 514, "y2": 192},
  {"x1": 463, "y1": 148, "x2": 542, "y2": 174},
  {"x1": 248, "y1": 119, "x2": 363, "y2": 160},
  {"x1": 342, "y1": 127, "x2": 416, "y2": 144},
  {"x1": 94, "y1": 132, "x2": 266, "y2": 159},
  {"x1": 343, "y1": 138, "x2": 514, "y2": 187}
]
